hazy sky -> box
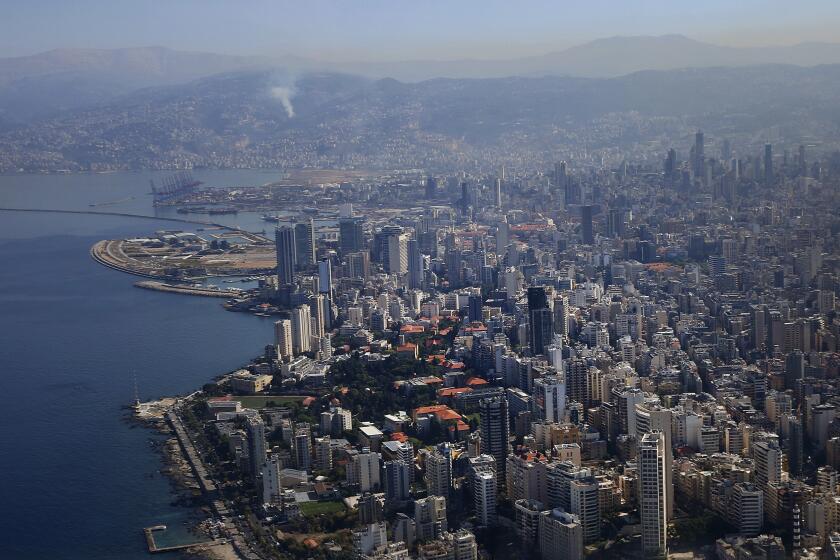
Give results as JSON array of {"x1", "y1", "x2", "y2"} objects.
[{"x1": 2, "y1": 0, "x2": 839, "y2": 60}]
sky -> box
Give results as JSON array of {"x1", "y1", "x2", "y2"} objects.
[{"x1": 2, "y1": 0, "x2": 839, "y2": 60}]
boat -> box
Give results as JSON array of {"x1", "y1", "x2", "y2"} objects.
[{"x1": 261, "y1": 214, "x2": 281, "y2": 222}]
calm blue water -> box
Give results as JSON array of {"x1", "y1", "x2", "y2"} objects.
[{"x1": 0, "y1": 172, "x2": 278, "y2": 559}]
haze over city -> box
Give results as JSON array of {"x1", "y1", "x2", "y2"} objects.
[{"x1": 3, "y1": 0, "x2": 840, "y2": 60}]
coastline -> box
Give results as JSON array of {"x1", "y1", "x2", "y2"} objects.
[{"x1": 133, "y1": 398, "x2": 243, "y2": 560}]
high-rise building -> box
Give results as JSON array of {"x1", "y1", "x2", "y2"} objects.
[
  {"x1": 408, "y1": 238, "x2": 424, "y2": 289},
  {"x1": 274, "y1": 319, "x2": 293, "y2": 360},
  {"x1": 318, "y1": 259, "x2": 332, "y2": 295},
  {"x1": 752, "y1": 439, "x2": 782, "y2": 489},
  {"x1": 467, "y1": 294, "x2": 483, "y2": 323},
  {"x1": 353, "y1": 522, "x2": 388, "y2": 555},
  {"x1": 694, "y1": 130, "x2": 705, "y2": 177},
  {"x1": 294, "y1": 218, "x2": 316, "y2": 269},
  {"x1": 426, "y1": 175, "x2": 437, "y2": 199},
  {"x1": 785, "y1": 415, "x2": 804, "y2": 476},
  {"x1": 494, "y1": 177, "x2": 502, "y2": 209},
  {"x1": 348, "y1": 251, "x2": 370, "y2": 279},
  {"x1": 450, "y1": 530, "x2": 478, "y2": 560},
  {"x1": 639, "y1": 431, "x2": 668, "y2": 557},
  {"x1": 635, "y1": 403, "x2": 673, "y2": 517},
  {"x1": 534, "y1": 374, "x2": 566, "y2": 423},
  {"x1": 385, "y1": 460, "x2": 411, "y2": 509},
  {"x1": 539, "y1": 508, "x2": 584, "y2": 560},
  {"x1": 293, "y1": 429, "x2": 311, "y2": 471},
  {"x1": 310, "y1": 293, "x2": 325, "y2": 338},
  {"x1": 799, "y1": 144, "x2": 807, "y2": 176},
  {"x1": 349, "y1": 451, "x2": 381, "y2": 492},
  {"x1": 479, "y1": 396, "x2": 510, "y2": 478},
  {"x1": 247, "y1": 415, "x2": 267, "y2": 476},
  {"x1": 261, "y1": 454, "x2": 282, "y2": 504},
  {"x1": 528, "y1": 287, "x2": 553, "y2": 355},
  {"x1": 514, "y1": 499, "x2": 543, "y2": 546},
  {"x1": 570, "y1": 477, "x2": 600, "y2": 543},
  {"x1": 291, "y1": 304, "x2": 312, "y2": 354},
  {"x1": 731, "y1": 482, "x2": 763, "y2": 537},
  {"x1": 414, "y1": 495, "x2": 447, "y2": 541},
  {"x1": 425, "y1": 447, "x2": 453, "y2": 499},
  {"x1": 357, "y1": 492, "x2": 385, "y2": 524},
  {"x1": 339, "y1": 217, "x2": 365, "y2": 254},
  {"x1": 473, "y1": 469, "x2": 497, "y2": 527},
  {"x1": 566, "y1": 359, "x2": 590, "y2": 408},
  {"x1": 764, "y1": 143, "x2": 774, "y2": 185},
  {"x1": 275, "y1": 225, "x2": 296, "y2": 285},
  {"x1": 581, "y1": 205, "x2": 594, "y2": 244},
  {"x1": 554, "y1": 161, "x2": 568, "y2": 197},
  {"x1": 386, "y1": 232, "x2": 409, "y2": 275},
  {"x1": 314, "y1": 435, "x2": 332, "y2": 471}
]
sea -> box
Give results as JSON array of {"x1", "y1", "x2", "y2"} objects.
[{"x1": 0, "y1": 170, "x2": 288, "y2": 559}]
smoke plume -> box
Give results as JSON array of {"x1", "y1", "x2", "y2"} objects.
[{"x1": 270, "y1": 86, "x2": 296, "y2": 118}]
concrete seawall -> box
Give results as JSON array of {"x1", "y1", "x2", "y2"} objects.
[{"x1": 135, "y1": 281, "x2": 240, "y2": 298}]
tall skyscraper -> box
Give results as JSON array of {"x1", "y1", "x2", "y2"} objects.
[
  {"x1": 460, "y1": 181, "x2": 471, "y2": 216},
  {"x1": 554, "y1": 160, "x2": 567, "y2": 191},
  {"x1": 425, "y1": 175, "x2": 437, "y2": 199},
  {"x1": 339, "y1": 217, "x2": 365, "y2": 254},
  {"x1": 407, "y1": 238, "x2": 424, "y2": 289},
  {"x1": 310, "y1": 294, "x2": 325, "y2": 338},
  {"x1": 274, "y1": 319, "x2": 293, "y2": 360},
  {"x1": 580, "y1": 205, "x2": 594, "y2": 245},
  {"x1": 764, "y1": 143, "x2": 774, "y2": 185},
  {"x1": 528, "y1": 287, "x2": 553, "y2": 355},
  {"x1": 799, "y1": 144, "x2": 807, "y2": 176},
  {"x1": 318, "y1": 259, "x2": 332, "y2": 296},
  {"x1": 639, "y1": 431, "x2": 668, "y2": 557},
  {"x1": 479, "y1": 396, "x2": 510, "y2": 478},
  {"x1": 494, "y1": 177, "x2": 502, "y2": 209},
  {"x1": 247, "y1": 415, "x2": 267, "y2": 476},
  {"x1": 294, "y1": 218, "x2": 316, "y2": 269},
  {"x1": 664, "y1": 148, "x2": 677, "y2": 187},
  {"x1": 635, "y1": 404, "x2": 674, "y2": 518},
  {"x1": 694, "y1": 130, "x2": 705, "y2": 177},
  {"x1": 291, "y1": 304, "x2": 312, "y2": 354},
  {"x1": 275, "y1": 225, "x2": 296, "y2": 286},
  {"x1": 386, "y1": 233, "x2": 409, "y2": 275}
]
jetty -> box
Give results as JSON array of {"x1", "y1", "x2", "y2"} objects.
[{"x1": 134, "y1": 280, "x2": 240, "y2": 298}]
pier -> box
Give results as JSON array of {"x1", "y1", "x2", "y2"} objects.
[
  {"x1": 134, "y1": 280, "x2": 241, "y2": 298},
  {"x1": 143, "y1": 525, "x2": 219, "y2": 554},
  {"x1": 0, "y1": 207, "x2": 270, "y2": 243}
]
